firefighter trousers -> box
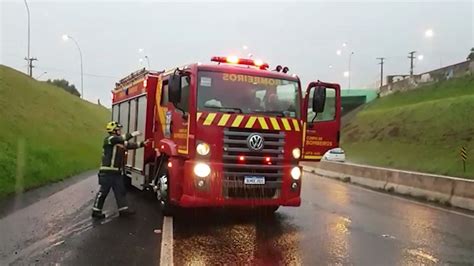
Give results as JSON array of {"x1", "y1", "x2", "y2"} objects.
[{"x1": 92, "y1": 172, "x2": 128, "y2": 212}]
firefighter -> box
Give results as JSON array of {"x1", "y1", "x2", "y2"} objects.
[{"x1": 91, "y1": 121, "x2": 149, "y2": 219}]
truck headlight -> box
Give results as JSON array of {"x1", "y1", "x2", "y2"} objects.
[
  {"x1": 194, "y1": 163, "x2": 211, "y2": 178},
  {"x1": 196, "y1": 142, "x2": 210, "y2": 156},
  {"x1": 292, "y1": 148, "x2": 301, "y2": 159},
  {"x1": 291, "y1": 167, "x2": 301, "y2": 180}
]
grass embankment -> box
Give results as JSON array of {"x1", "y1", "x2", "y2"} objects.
[
  {"x1": 0, "y1": 65, "x2": 110, "y2": 197},
  {"x1": 342, "y1": 75, "x2": 474, "y2": 178}
]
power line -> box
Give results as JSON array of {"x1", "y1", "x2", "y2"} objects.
[{"x1": 35, "y1": 66, "x2": 119, "y2": 79}]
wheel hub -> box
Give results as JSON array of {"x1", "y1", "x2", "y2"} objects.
[{"x1": 156, "y1": 174, "x2": 168, "y2": 201}]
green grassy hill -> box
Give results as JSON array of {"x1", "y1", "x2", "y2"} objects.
[
  {"x1": 342, "y1": 75, "x2": 474, "y2": 178},
  {"x1": 0, "y1": 65, "x2": 110, "y2": 197}
]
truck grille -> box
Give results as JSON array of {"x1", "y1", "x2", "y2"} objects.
[{"x1": 222, "y1": 128, "x2": 285, "y2": 199}]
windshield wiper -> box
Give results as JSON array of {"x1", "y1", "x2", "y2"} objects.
[
  {"x1": 252, "y1": 110, "x2": 286, "y2": 117},
  {"x1": 203, "y1": 106, "x2": 243, "y2": 113}
]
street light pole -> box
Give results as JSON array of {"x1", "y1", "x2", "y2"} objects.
[
  {"x1": 63, "y1": 35, "x2": 84, "y2": 98},
  {"x1": 348, "y1": 51, "x2": 354, "y2": 89},
  {"x1": 144, "y1": 56, "x2": 151, "y2": 69},
  {"x1": 23, "y1": 0, "x2": 31, "y2": 76}
]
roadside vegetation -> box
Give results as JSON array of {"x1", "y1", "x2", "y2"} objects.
[
  {"x1": 342, "y1": 75, "x2": 474, "y2": 178},
  {"x1": 0, "y1": 65, "x2": 110, "y2": 197}
]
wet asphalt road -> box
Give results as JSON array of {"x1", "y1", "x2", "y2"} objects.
[
  {"x1": 1, "y1": 170, "x2": 474, "y2": 265},
  {"x1": 0, "y1": 172, "x2": 163, "y2": 265},
  {"x1": 173, "y1": 171, "x2": 474, "y2": 265}
]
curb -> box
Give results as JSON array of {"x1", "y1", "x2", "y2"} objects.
[{"x1": 302, "y1": 162, "x2": 474, "y2": 212}]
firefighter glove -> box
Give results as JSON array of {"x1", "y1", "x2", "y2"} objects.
[{"x1": 131, "y1": 131, "x2": 142, "y2": 137}]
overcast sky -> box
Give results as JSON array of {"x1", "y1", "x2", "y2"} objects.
[{"x1": 1, "y1": 0, "x2": 472, "y2": 106}]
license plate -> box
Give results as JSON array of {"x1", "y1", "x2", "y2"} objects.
[{"x1": 244, "y1": 176, "x2": 265, "y2": 185}]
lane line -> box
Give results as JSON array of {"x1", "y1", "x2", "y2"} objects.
[
  {"x1": 160, "y1": 216, "x2": 174, "y2": 266},
  {"x1": 305, "y1": 170, "x2": 474, "y2": 219}
]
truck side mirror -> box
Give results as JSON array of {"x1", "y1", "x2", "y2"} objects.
[
  {"x1": 312, "y1": 86, "x2": 326, "y2": 113},
  {"x1": 169, "y1": 71, "x2": 181, "y2": 104}
]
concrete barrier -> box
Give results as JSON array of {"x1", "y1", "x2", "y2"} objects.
[{"x1": 301, "y1": 161, "x2": 474, "y2": 212}]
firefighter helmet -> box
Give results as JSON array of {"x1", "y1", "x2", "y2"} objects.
[{"x1": 106, "y1": 121, "x2": 122, "y2": 133}]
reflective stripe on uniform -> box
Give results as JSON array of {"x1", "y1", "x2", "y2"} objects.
[
  {"x1": 99, "y1": 166, "x2": 120, "y2": 171},
  {"x1": 111, "y1": 145, "x2": 117, "y2": 168},
  {"x1": 92, "y1": 207, "x2": 102, "y2": 211},
  {"x1": 118, "y1": 206, "x2": 129, "y2": 211}
]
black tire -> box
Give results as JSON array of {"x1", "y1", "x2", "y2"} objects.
[
  {"x1": 157, "y1": 165, "x2": 174, "y2": 217},
  {"x1": 260, "y1": 206, "x2": 279, "y2": 215}
]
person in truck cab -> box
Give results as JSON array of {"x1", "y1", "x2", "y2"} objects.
[{"x1": 91, "y1": 121, "x2": 149, "y2": 219}]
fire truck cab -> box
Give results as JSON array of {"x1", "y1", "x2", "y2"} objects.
[{"x1": 111, "y1": 56, "x2": 341, "y2": 215}]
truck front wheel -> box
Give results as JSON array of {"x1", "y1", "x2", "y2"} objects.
[{"x1": 156, "y1": 172, "x2": 174, "y2": 216}]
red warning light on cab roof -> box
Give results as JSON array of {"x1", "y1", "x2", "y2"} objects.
[{"x1": 211, "y1": 56, "x2": 269, "y2": 70}]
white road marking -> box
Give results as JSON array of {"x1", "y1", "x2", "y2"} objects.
[
  {"x1": 305, "y1": 170, "x2": 474, "y2": 219},
  {"x1": 160, "y1": 216, "x2": 174, "y2": 266}
]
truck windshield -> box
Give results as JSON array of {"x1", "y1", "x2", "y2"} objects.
[{"x1": 197, "y1": 71, "x2": 300, "y2": 118}]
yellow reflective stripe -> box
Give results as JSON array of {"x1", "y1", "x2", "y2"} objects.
[
  {"x1": 258, "y1": 117, "x2": 269, "y2": 130},
  {"x1": 218, "y1": 114, "x2": 231, "y2": 126},
  {"x1": 197, "y1": 112, "x2": 203, "y2": 121},
  {"x1": 269, "y1": 117, "x2": 281, "y2": 130},
  {"x1": 281, "y1": 118, "x2": 291, "y2": 131},
  {"x1": 231, "y1": 115, "x2": 244, "y2": 127},
  {"x1": 292, "y1": 119, "x2": 300, "y2": 131},
  {"x1": 245, "y1": 116, "x2": 257, "y2": 128},
  {"x1": 302, "y1": 122, "x2": 307, "y2": 154},
  {"x1": 203, "y1": 113, "x2": 216, "y2": 125},
  {"x1": 304, "y1": 155, "x2": 322, "y2": 159}
]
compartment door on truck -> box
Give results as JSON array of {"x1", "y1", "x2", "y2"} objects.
[{"x1": 303, "y1": 84, "x2": 341, "y2": 160}]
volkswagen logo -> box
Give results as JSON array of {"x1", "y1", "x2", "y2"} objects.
[{"x1": 247, "y1": 133, "x2": 264, "y2": 151}]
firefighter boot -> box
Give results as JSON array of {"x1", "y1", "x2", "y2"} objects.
[
  {"x1": 92, "y1": 210, "x2": 106, "y2": 220},
  {"x1": 119, "y1": 208, "x2": 136, "y2": 217}
]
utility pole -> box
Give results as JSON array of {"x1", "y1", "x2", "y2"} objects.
[
  {"x1": 377, "y1": 57, "x2": 385, "y2": 88},
  {"x1": 408, "y1": 51, "x2": 416, "y2": 76},
  {"x1": 24, "y1": 57, "x2": 37, "y2": 77}
]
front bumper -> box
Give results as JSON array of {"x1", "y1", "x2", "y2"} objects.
[{"x1": 175, "y1": 160, "x2": 301, "y2": 208}]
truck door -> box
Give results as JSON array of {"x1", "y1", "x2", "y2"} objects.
[
  {"x1": 171, "y1": 76, "x2": 191, "y2": 155},
  {"x1": 156, "y1": 75, "x2": 190, "y2": 155},
  {"x1": 302, "y1": 82, "x2": 341, "y2": 161}
]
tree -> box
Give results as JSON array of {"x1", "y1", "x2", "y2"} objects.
[
  {"x1": 467, "y1": 48, "x2": 474, "y2": 61},
  {"x1": 46, "y1": 79, "x2": 81, "y2": 97}
]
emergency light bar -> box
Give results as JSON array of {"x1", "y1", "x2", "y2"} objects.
[{"x1": 211, "y1": 56, "x2": 269, "y2": 70}]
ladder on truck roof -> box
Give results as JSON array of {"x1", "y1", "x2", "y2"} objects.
[{"x1": 114, "y1": 68, "x2": 162, "y2": 91}]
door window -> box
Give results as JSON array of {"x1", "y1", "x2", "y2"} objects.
[{"x1": 307, "y1": 88, "x2": 336, "y2": 122}]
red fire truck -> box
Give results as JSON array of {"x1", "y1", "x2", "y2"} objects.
[{"x1": 111, "y1": 56, "x2": 341, "y2": 215}]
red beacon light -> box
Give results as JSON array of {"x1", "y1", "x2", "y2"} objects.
[{"x1": 211, "y1": 56, "x2": 269, "y2": 70}]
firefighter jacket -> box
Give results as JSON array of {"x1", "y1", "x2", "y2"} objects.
[{"x1": 99, "y1": 133, "x2": 145, "y2": 174}]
